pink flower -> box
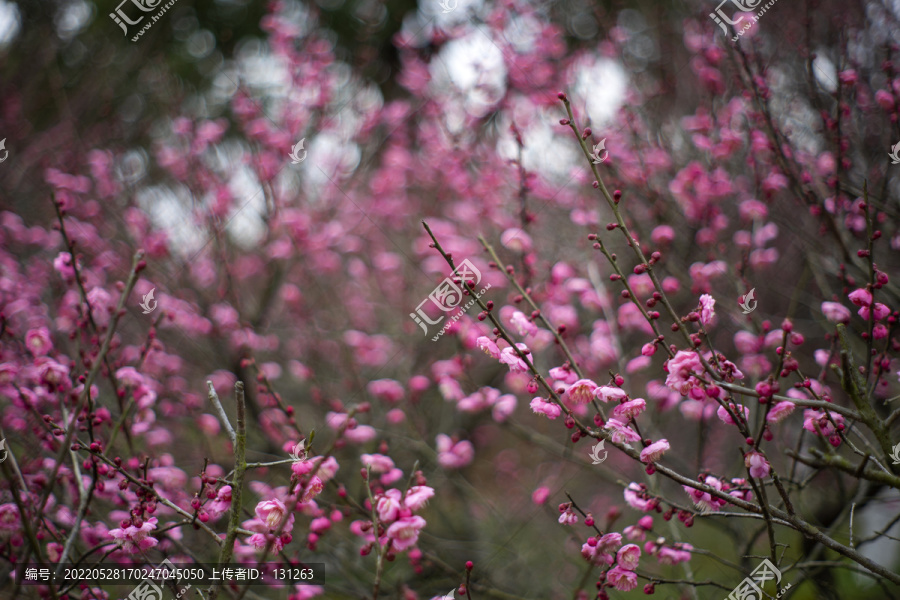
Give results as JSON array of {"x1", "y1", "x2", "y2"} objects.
[
  {"x1": 310, "y1": 517, "x2": 332, "y2": 534},
  {"x1": 47, "y1": 542, "x2": 64, "y2": 562},
  {"x1": 476, "y1": 336, "x2": 500, "y2": 359},
  {"x1": 376, "y1": 489, "x2": 402, "y2": 523},
  {"x1": 606, "y1": 566, "x2": 638, "y2": 591},
  {"x1": 651, "y1": 225, "x2": 675, "y2": 245},
  {"x1": 581, "y1": 540, "x2": 614, "y2": 565},
  {"x1": 594, "y1": 386, "x2": 627, "y2": 403},
  {"x1": 366, "y1": 379, "x2": 405, "y2": 404},
  {"x1": 500, "y1": 228, "x2": 533, "y2": 252},
  {"x1": 403, "y1": 486, "x2": 435, "y2": 511},
  {"x1": 612, "y1": 398, "x2": 647, "y2": 421},
  {"x1": 530, "y1": 397, "x2": 561, "y2": 420},
  {"x1": 313, "y1": 456, "x2": 340, "y2": 482},
  {"x1": 716, "y1": 403, "x2": 749, "y2": 426},
  {"x1": 491, "y1": 394, "x2": 517, "y2": 422},
  {"x1": 624, "y1": 483, "x2": 655, "y2": 512},
  {"x1": 255, "y1": 499, "x2": 293, "y2": 532},
  {"x1": 765, "y1": 401, "x2": 794, "y2": 423},
  {"x1": 802, "y1": 409, "x2": 844, "y2": 438},
  {"x1": 361, "y1": 454, "x2": 395, "y2": 474},
  {"x1": 744, "y1": 451, "x2": 770, "y2": 478},
  {"x1": 559, "y1": 508, "x2": 578, "y2": 525},
  {"x1": 616, "y1": 544, "x2": 641, "y2": 571},
  {"x1": 639, "y1": 439, "x2": 670, "y2": 463},
  {"x1": 821, "y1": 302, "x2": 851, "y2": 323},
  {"x1": 567, "y1": 379, "x2": 598, "y2": 405},
  {"x1": 532, "y1": 486, "x2": 550, "y2": 505},
  {"x1": 597, "y1": 532, "x2": 623, "y2": 553},
  {"x1": 549, "y1": 365, "x2": 578, "y2": 384},
  {"x1": 876, "y1": 89, "x2": 895, "y2": 110},
  {"x1": 300, "y1": 476, "x2": 324, "y2": 503},
  {"x1": 436, "y1": 434, "x2": 474, "y2": 469},
  {"x1": 53, "y1": 252, "x2": 76, "y2": 280},
  {"x1": 848, "y1": 288, "x2": 872, "y2": 307},
  {"x1": 344, "y1": 425, "x2": 377, "y2": 444},
  {"x1": 664, "y1": 351, "x2": 704, "y2": 395},
  {"x1": 657, "y1": 544, "x2": 693, "y2": 565},
  {"x1": 25, "y1": 327, "x2": 53, "y2": 357},
  {"x1": 386, "y1": 515, "x2": 426, "y2": 550},
  {"x1": 683, "y1": 477, "x2": 726, "y2": 512},
  {"x1": 604, "y1": 418, "x2": 641, "y2": 444},
  {"x1": 209, "y1": 486, "x2": 232, "y2": 516},
  {"x1": 248, "y1": 531, "x2": 290, "y2": 552},
  {"x1": 839, "y1": 69, "x2": 858, "y2": 85},
  {"x1": 509, "y1": 311, "x2": 538, "y2": 337},
  {"x1": 109, "y1": 517, "x2": 159, "y2": 554},
  {"x1": 698, "y1": 294, "x2": 715, "y2": 325},
  {"x1": 859, "y1": 302, "x2": 890, "y2": 321},
  {"x1": 499, "y1": 345, "x2": 530, "y2": 373}
]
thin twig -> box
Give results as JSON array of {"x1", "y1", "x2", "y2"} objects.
[
  {"x1": 208, "y1": 381, "x2": 237, "y2": 445},
  {"x1": 209, "y1": 381, "x2": 246, "y2": 600}
]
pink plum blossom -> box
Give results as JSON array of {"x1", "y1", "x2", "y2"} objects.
[
  {"x1": 605, "y1": 418, "x2": 642, "y2": 444},
  {"x1": 616, "y1": 544, "x2": 641, "y2": 571},
  {"x1": 403, "y1": 486, "x2": 435, "y2": 511},
  {"x1": 509, "y1": 311, "x2": 539, "y2": 337},
  {"x1": 386, "y1": 516, "x2": 426, "y2": 550},
  {"x1": 683, "y1": 477, "x2": 727, "y2": 512},
  {"x1": 532, "y1": 487, "x2": 551, "y2": 505},
  {"x1": 664, "y1": 351, "x2": 704, "y2": 396},
  {"x1": 595, "y1": 386, "x2": 628, "y2": 403},
  {"x1": 108, "y1": 517, "x2": 159, "y2": 554},
  {"x1": 566, "y1": 379, "x2": 598, "y2": 404},
  {"x1": 716, "y1": 403, "x2": 750, "y2": 426},
  {"x1": 255, "y1": 499, "x2": 293, "y2": 532},
  {"x1": 624, "y1": 483, "x2": 656, "y2": 512},
  {"x1": 436, "y1": 435, "x2": 475, "y2": 469},
  {"x1": 744, "y1": 451, "x2": 770, "y2": 478},
  {"x1": 25, "y1": 327, "x2": 53, "y2": 357},
  {"x1": 612, "y1": 398, "x2": 647, "y2": 421},
  {"x1": 476, "y1": 336, "x2": 500, "y2": 359},
  {"x1": 606, "y1": 566, "x2": 638, "y2": 591},
  {"x1": 766, "y1": 401, "x2": 795, "y2": 423},
  {"x1": 499, "y1": 345, "x2": 530, "y2": 373},
  {"x1": 698, "y1": 294, "x2": 715, "y2": 325},
  {"x1": 530, "y1": 397, "x2": 562, "y2": 419},
  {"x1": 821, "y1": 301, "x2": 851, "y2": 323},
  {"x1": 639, "y1": 439, "x2": 670, "y2": 463}
]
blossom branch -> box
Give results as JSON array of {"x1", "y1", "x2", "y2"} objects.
[
  {"x1": 30, "y1": 251, "x2": 145, "y2": 571},
  {"x1": 208, "y1": 381, "x2": 237, "y2": 445},
  {"x1": 209, "y1": 381, "x2": 247, "y2": 600}
]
